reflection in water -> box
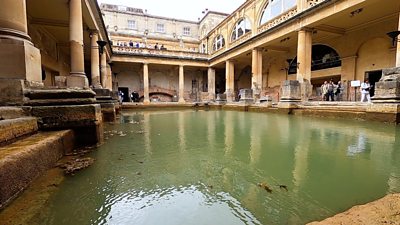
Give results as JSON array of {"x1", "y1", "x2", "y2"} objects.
[
  {"x1": 104, "y1": 184, "x2": 261, "y2": 225},
  {"x1": 33, "y1": 111, "x2": 400, "y2": 225},
  {"x1": 347, "y1": 132, "x2": 368, "y2": 156}
]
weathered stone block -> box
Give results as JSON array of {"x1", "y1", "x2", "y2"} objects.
[
  {"x1": 0, "y1": 117, "x2": 38, "y2": 144},
  {"x1": 239, "y1": 89, "x2": 254, "y2": 103},
  {"x1": 371, "y1": 67, "x2": 400, "y2": 103},
  {"x1": 0, "y1": 39, "x2": 41, "y2": 83},
  {"x1": 280, "y1": 80, "x2": 301, "y2": 102},
  {"x1": 0, "y1": 130, "x2": 75, "y2": 209}
]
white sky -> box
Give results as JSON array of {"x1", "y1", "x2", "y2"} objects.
[{"x1": 96, "y1": 0, "x2": 246, "y2": 22}]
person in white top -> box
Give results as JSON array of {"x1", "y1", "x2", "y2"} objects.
[{"x1": 360, "y1": 79, "x2": 371, "y2": 103}]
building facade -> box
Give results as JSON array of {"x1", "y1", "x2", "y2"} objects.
[{"x1": 106, "y1": 0, "x2": 400, "y2": 103}]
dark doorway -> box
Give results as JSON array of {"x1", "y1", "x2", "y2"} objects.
[
  {"x1": 118, "y1": 87, "x2": 130, "y2": 102},
  {"x1": 365, "y1": 70, "x2": 382, "y2": 97}
]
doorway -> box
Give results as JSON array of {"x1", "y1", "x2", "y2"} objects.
[
  {"x1": 365, "y1": 70, "x2": 382, "y2": 97},
  {"x1": 118, "y1": 87, "x2": 130, "y2": 102}
]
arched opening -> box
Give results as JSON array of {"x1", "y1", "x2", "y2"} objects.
[
  {"x1": 288, "y1": 44, "x2": 342, "y2": 74},
  {"x1": 212, "y1": 35, "x2": 225, "y2": 52},
  {"x1": 231, "y1": 18, "x2": 252, "y2": 42},
  {"x1": 260, "y1": 0, "x2": 297, "y2": 25}
]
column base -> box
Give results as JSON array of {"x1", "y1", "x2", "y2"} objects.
[
  {"x1": 143, "y1": 99, "x2": 150, "y2": 105},
  {"x1": 0, "y1": 39, "x2": 42, "y2": 82},
  {"x1": 280, "y1": 80, "x2": 301, "y2": 102},
  {"x1": 67, "y1": 73, "x2": 89, "y2": 88},
  {"x1": 225, "y1": 89, "x2": 235, "y2": 102},
  {"x1": 178, "y1": 98, "x2": 186, "y2": 104}
]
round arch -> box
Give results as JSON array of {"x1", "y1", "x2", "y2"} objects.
[
  {"x1": 288, "y1": 44, "x2": 342, "y2": 74},
  {"x1": 229, "y1": 17, "x2": 252, "y2": 42},
  {"x1": 259, "y1": 0, "x2": 297, "y2": 25}
]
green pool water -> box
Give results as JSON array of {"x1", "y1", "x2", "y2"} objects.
[{"x1": 38, "y1": 110, "x2": 400, "y2": 224}]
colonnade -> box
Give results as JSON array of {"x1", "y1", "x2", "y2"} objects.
[{"x1": 0, "y1": 0, "x2": 111, "y2": 89}]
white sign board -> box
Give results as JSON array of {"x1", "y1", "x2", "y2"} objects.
[{"x1": 351, "y1": 80, "x2": 361, "y2": 87}]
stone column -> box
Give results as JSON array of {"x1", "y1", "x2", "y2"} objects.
[
  {"x1": 251, "y1": 48, "x2": 263, "y2": 101},
  {"x1": 100, "y1": 51, "x2": 107, "y2": 88},
  {"x1": 90, "y1": 32, "x2": 101, "y2": 88},
  {"x1": 143, "y1": 63, "x2": 150, "y2": 104},
  {"x1": 297, "y1": 28, "x2": 313, "y2": 101},
  {"x1": 396, "y1": 12, "x2": 400, "y2": 67},
  {"x1": 341, "y1": 56, "x2": 357, "y2": 101},
  {"x1": 208, "y1": 67, "x2": 216, "y2": 101},
  {"x1": 67, "y1": 0, "x2": 88, "y2": 88},
  {"x1": 106, "y1": 64, "x2": 112, "y2": 90},
  {"x1": 0, "y1": 0, "x2": 41, "y2": 83},
  {"x1": 225, "y1": 60, "x2": 235, "y2": 102},
  {"x1": 297, "y1": 28, "x2": 312, "y2": 82},
  {"x1": 178, "y1": 65, "x2": 185, "y2": 103}
]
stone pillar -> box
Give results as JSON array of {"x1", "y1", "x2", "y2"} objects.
[
  {"x1": 208, "y1": 67, "x2": 216, "y2": 101},
  {"x1": 143, "y1": 63, "x2": 150, "y2": 104},
  {"x1": 225, "y1": 60, "x2": 235, "y2": 102},
  {"x1": 67, "y1": 0, "x2": 88, "y2": 88},
  {"x1": 106, "y1": 64, "x2": 112, "y2": 90},
  {"x1": 178, "y1": 65, "x2": 185, "y2": 103},
  {"x1": 396, "y1": 12, "x2": 400, "y2": 67},
  {"x1": 100, "y1": 51, "x2": 107, "y2": 88},
  {"x1": 341, "y1": 56, "x2": 357, "y2": 101},
  {"x1": 90, "y1": 32, "x2": 101, "y2": 88},
  {"x1": 0, "y1": 0, "x2": 42, "y2": 83},
  {"x1": 251, "y1": 48, "x2": 263, "y2": 101},
  {"x1": 297, "y1": 28, "x2": 313, "y2": 101}
]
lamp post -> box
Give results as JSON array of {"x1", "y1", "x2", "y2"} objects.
[{"x1": 387, "y1": 31, "x2": 400, "y2": 47}]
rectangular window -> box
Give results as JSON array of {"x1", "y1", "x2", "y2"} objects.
[
  {"x1": 127, "y1": 20, "x2": 136, "y2": 29},
  {"x1": 183, "y1": 27, "x2": 191, "y2": 36},
  {"x1": 156, "y1": 24, "x2": 165, "y2": 33}
]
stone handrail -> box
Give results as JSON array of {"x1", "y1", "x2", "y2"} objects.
[
  {"x1": 112, "y1": 46, "x2": 209, "y2": 60},
  {"x1": 258, "y1": 7, "x2": 298, "y2": 33}
]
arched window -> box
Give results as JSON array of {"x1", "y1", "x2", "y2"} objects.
[
  {"x1": 231, "y1": 18, "x2": 252, "y2": 41},
  {"x1": 288, "y1": 44, "x2": 342, "y2": 74},
  {"x1": 260, "y1": 0, "x2": 297, "y2": 25},
  {"x1": 212, "y1": 35, "x2": 225, "y2": 51}
]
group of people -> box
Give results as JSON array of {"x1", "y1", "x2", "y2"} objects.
[
  {"x1": 114, "y1": 40, "x2": 167, "y2": 50},
  {"x1": 321, "y1": 79, "x2": 372, "y2": 102},
  {"x1": 321, "y1": 80, "x2": 343, "y2": 101}
]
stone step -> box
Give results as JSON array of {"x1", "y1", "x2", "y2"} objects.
[
  {"x1": 0, "y1": 117, "x2": 38, "y2": 145},
  {"x1": 0, "y1": 130, "x2": 74, "y2": 209},
  {"x1": 0, "y1": 107, "x2": 28, "y2": 120}
]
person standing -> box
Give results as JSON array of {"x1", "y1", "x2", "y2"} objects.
[
  {"x1": 335, "y1": 81, "x2": 343, "y2": 101},
  {"x1": 327, "y1": 80, "x2": 335, "y2": 101},
  {"x1": 360, "y1": 79, "x2": 371, "y2": 103},
  {"x1": 321, "y1": 81, "x2": 328, "y2": 101}
]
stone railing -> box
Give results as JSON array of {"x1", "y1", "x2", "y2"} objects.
[
  {"x1": 211, "y1": 45, "x2": 226, "y2": 57},
  {"x1": 258, "y1": 7, "x2": 298, "y2": 33},
  {"x1": 112, "y1": 46, "x2": 209, "y2": 60},
  {"x1": 307, "y1": 0, "x2": 326, "y2": 8}
]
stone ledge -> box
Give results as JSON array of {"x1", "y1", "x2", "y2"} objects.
[
  {"x1": 0, "y1": 130, "x2": 75, "y2": 209},
  {"x1": 308, "y1": 194, "x2": 400, "y2": 225},
  {"x1": 0, "y1": 117, "x2": 38, "y2": 145}
]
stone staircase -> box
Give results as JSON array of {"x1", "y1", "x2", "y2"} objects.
[{"x1": 0, "y1": 107, "x2": 75, "y2": 209}]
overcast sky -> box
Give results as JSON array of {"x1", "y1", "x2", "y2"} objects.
[{"x1": 97, "y1": 0, "x2": 245, "y2": 21}]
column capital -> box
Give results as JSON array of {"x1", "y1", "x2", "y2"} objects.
[
  {"x1": 297, "y1": 27, "x2": 314, "y2": 33},
  {"x1": 89, "y1": 30, "x2": 99, "y2": 36}
]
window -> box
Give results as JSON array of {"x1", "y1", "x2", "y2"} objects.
[
  {"x1": 183, "y1": 27, "x2": 191, "y2": 36},
  {"x1": 260, "y1": 0, "x2": 297, "y2": 25},
  {"x1": 127, "y1": 20, "x2": 136, "y2": 29},
  {"x1": 231, "y1": 18, "x2": 251, "y2": 41},
  {"x1": 212, "y1": 35, "x2": 225, "y2": 51},
  {"x1": 156, "y1": 24, "x2": 165, "y2": 33}
]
